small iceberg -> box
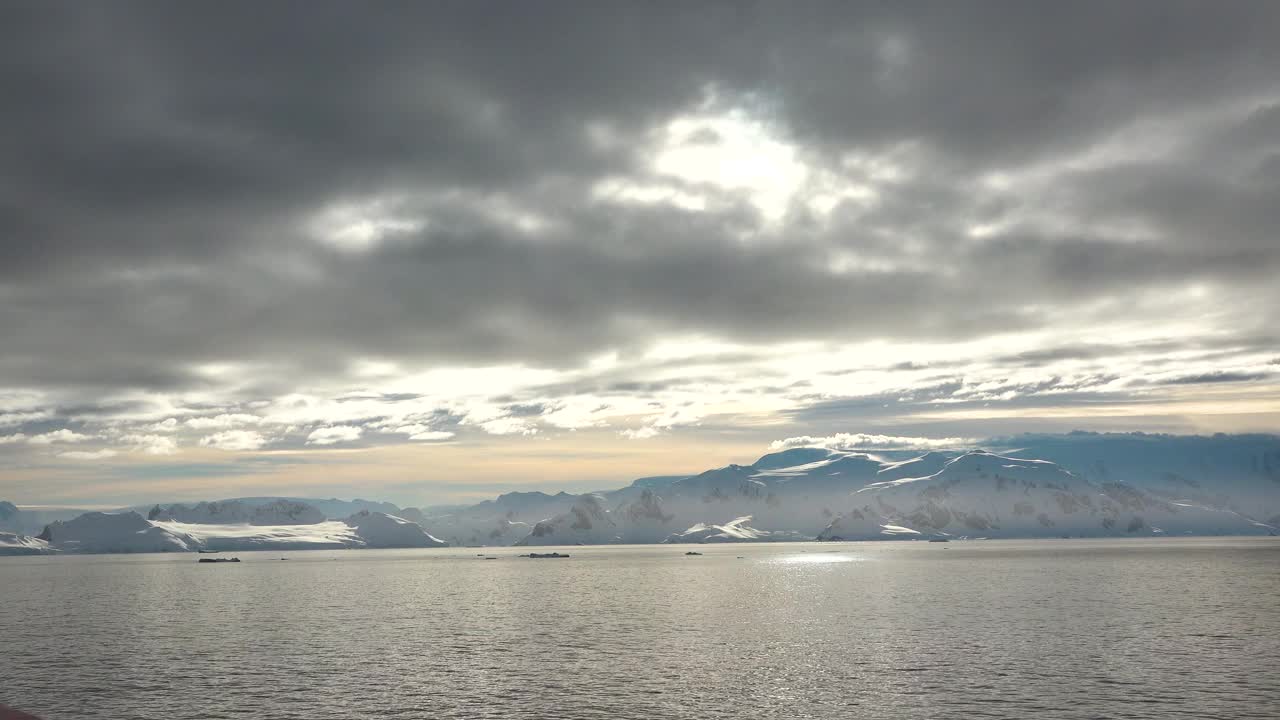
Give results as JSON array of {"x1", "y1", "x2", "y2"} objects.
[
  {"x1": 520, "y1": 552, "x2": 569, "y2": 558},
  {"x1": 197, "y1": 557, "x2": 241, "y2": 563}
]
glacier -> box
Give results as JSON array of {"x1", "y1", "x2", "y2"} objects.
[
  {"x1": 0, "y1": 531, "x2": 52, "y2": 556},
  {"x1": 32, "y1": 510, "x2": 446, "y2": 554}
]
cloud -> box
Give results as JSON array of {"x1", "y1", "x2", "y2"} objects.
[
  {"x1": 26, "y1": 430, "x2": 92, "y2": 445},
  {"x1": 120, "y1": 434, "x2": 178, "y2": 456},
  {"x1": 1, "y1": 4, "x2": 1279, "y2": 502},
  {"x1": 407, "y1": 430, "x2": 455, "y2": 442},
  {"x1": 392, "y1": 424, "x2": 455, "y2": 442},
  {"x1": 148, "y1": 418, "x2": 180, "y2": 433},
  {"x1": 770, "y1": 433, "x2": 976, "y2": 452},
  {"x1": 0, "y1": 411, "x2": 51, "y2": 428},
  {"x1": 474, "y1": 418, "x2": 537, "y2": 437},
  {"x1": 2, "y1": 4, "x2": 1277, "y2": 391},
  {"x1": 305, "y1": 426, "x2": 364, "y2": 446},
  {"x1": 1162, "y1": 371, "x2": 1272, "y2": 385},
  {"x1": 59, "y1": 449, "x2": 119, "y2": 461},
  {"x1": 199, "y1": 430, "x2": 268, "y2": 451},
  {"x1": 620, "y1": 427, "x2": 660, "y2": 440},
  {"x1": 185, "y1": 414, "x2": 266, "y2": 430}
]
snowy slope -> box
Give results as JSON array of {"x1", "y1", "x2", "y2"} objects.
[
  {"x1": 35, "y1": 510, "x2": 449, "y2": 553},
  {"x1": 155, "y1": 519, "x2": 359, "y2": 550},
  {"x1": 39, "y1": 512, "x2": 193, "y2": 553},
  {"x1": 343, "y1": 510, "x2": 447, "y2": 548},
  {"x1": 818, "y1": 451, "x2": 1271, "y2": 540},
  {"x1": 992, "y1": 432, "x2": 1280, "y2": 523},
  {"x1": 0, "y1": 531, "x2": 52, "y2": 555},
  {"x1": 662, "y1": 516, "x2": 802, "y2": 543}
]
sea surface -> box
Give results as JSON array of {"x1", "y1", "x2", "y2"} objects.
[{"x1": 2, "y1": 538, "x2": 1278, "y2": 719}]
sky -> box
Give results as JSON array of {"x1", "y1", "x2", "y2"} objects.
[{"x1": 2, "y1": 2, "x2": 1279, "y2": 508}]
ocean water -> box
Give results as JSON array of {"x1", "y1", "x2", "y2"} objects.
[{"x1": 1, "y1": 538, "x2": 1278, "y2": 719}]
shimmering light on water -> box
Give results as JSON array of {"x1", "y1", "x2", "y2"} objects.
[
  {"x1": 1, "y1": 538, "x2": 1278, "y2": 720},
  {"x1": 770, "y1": 553, "x2": 860, "y2": 564}
]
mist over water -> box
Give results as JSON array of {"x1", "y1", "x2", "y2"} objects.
[{"x1": 2, "y1": 538, "x2": 1277, "y2": 719}]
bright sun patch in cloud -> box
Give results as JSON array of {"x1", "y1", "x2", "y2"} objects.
[
  {"x1": 309, "y1": 197, "x2": 425, "y2": 253},
  {"x1": 650, "y1": 107, "x2": 809, "y2": 221}
]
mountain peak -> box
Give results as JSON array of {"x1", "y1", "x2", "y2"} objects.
[{"x1": 751, "y1": 447, "x2": 833, "y2": 470}]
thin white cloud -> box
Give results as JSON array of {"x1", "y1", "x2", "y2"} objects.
[
  {"x1": 60, "y1": 449, "x2": 118, "y2": 460},
  {"x1": 770, "y1": 433, "x2": 976, "y2": 452},
  {"x1": 410, "y1": 430, "x2": 455, "y2": 441},
  {"x1": 186, "y1": 413, "x2": 266, "y2": 430},
  {"x1": 0, "y1": 411, "x2": 52, "y2": 428},
  {"x1": 27, "y1": 429, "x2": 93, "y2": 445},
  {"x1": 620, "y1": 427, "x2": 660, "y2": 440},
  {"x1": 148, "y1": 418, "x2": 179, "y2": 433},
  {"x1": 475, "y1": 417, "x2": 537, "y2": 436},
  {"x1": 306, "y1": 425, "x2": 363, "y2": 445},
  {"x1": 199, "y1": 430, "x2": 268, "y2": 451},
  {"x1": 392, "y1": 424, "x2": 455, "y2": 442}
]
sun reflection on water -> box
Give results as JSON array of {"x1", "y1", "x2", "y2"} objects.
[{"x1": 770, "y1": 553, "x2": 862, "y2": 565}]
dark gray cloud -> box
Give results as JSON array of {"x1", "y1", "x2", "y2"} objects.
[
  {"x1": 1, "y1": 1, "x2": 1278, "y2": 452},
  {"x1": 1161, "y1": 371, "x2": 1274, "y2": 385}
]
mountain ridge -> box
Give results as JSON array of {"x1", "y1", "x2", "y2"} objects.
[{"x1": 3, "y1": 432, "x2": 1277, "y2": 552}]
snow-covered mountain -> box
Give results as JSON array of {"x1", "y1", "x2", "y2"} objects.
[
  {"x1": 148, "y1": 499, "x2": 326, "y2": 525},
  {"x1": 0, "y1": 500, "x2": 18, "y2": 528},
  {"x1": 990, "y1": 432, "x2": 1280, "y2": 524},
  {"x1": 6, "y1": 433, "x2": 1277, "y2": 551},
  {"x1": 127, "y1": 496, "x2": 414, "y2": 521},
  {"x1": 424, "y1": 490, "x2": 580, "y2": 546},
  {"x1": 39, "y1": 511, "x2": 193, "y2": 553},
  {"x1": 342, "y1": 510, "x2": 447, "y2": 548},
  {"x1": 506, "y1": 449, "x2": 942, "y2": 545},
  {"x1": 817, "y1": 450, "x2": 1267, "y2": 540},
  {"x1": 488, "y1": 435, "x2": 1278, "y2": 545},
  {"x1": 0, "y1": 501, "x2": 94, "y2": 536},
  {"x1": 33, "y1": 510, "x2": 447, "y2": 553},
  {"x1": 514, "y1": 494, "x2": 624, "y2": 546}
]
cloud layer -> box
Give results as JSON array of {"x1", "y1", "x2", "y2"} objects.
[{"x1": 2, "y1": 3, "x2": 1278, "y2": 503}]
